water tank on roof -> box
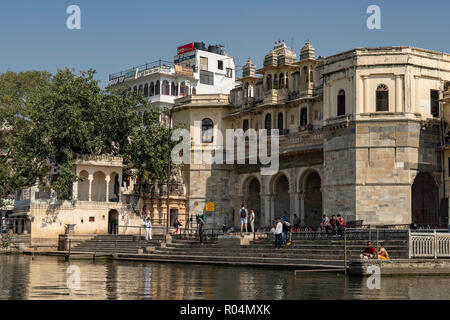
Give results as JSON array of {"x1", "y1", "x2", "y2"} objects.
[
  {"x1": 194, "y1": 42, "x2": 206, "y2": 51},
  {"x1": 208, "y1": 45, "x2": 224, "y2": 55}
]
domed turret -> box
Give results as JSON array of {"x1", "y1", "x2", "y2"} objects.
[
  {"x1": 264, "y1": 41, "x2": 297, "y2": 67},
  {"x1": 242, "y1": 58, "x2": 256, "y2": 78},
  {"x1": 300, "y1": 40, "x2": 315, "y2": 60}
]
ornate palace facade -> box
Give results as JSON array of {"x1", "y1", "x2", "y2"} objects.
[{"x1": 173, "y1": 41, "x2": 450, "y2": 230}]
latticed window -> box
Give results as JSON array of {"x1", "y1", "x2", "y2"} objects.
[
  {"x1": 201, "y1": 118, "x2": 214, "y2": 143},
  {"x1": 376, "y1": 84, "x2": 389, "y2": 111}
]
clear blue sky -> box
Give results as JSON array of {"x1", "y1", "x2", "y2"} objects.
[{"x1": 1, "y1": 0, "x2": 449, "y2": 87}]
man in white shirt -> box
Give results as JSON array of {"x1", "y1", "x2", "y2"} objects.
[
  {"x1": 274, "y1": 217, "x2": 283, "y2": 249},
  {"x1": 320, "y1": 214, "x2": 330, "y2": 236},
  {"x1": 145, "y1": 217, "x2": 152, "y2": 240},
  {"x1": 249, "y1": 210, "x2": 255, "y2": 233}
]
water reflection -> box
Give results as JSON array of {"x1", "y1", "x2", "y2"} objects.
[{"x1": 0, "y1": 255, "x2": 449, "y2": 300}]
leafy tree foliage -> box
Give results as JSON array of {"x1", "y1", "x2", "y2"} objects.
[{"x1": 0, "y1": 68, "x2": 174, "y2": 203}]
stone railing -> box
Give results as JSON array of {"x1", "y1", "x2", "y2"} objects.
[{"x1": 409, "y1": 231, "x2": 450, "y2": 258}]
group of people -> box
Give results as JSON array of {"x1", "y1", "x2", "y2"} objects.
[
  {"x1": 320, "y1": 214, "x2": 346, "y2": 237},
  {"x1": 272, "y1": 216, "x2": 293, "y2": 248},
  {"x1": 239, "y1": 205, "x2": 256, "y2": 235},
  {"x1": 361, "y1": 241, "x2": 390, "y2": 260}
]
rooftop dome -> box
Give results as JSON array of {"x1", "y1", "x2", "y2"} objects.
[
  {"x1": 263, "y1": 41, "x2": 297, "y2": 67},
  {"x1": 300, "y1": 40, "x2": 316, "y2": 60},
  {"x1": 242, "y1": 58, "x2": 256, "y2": 77}
]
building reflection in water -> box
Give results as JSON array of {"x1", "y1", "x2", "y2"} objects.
[{"x1": 1, "y1": 255, "x2": 450, "y2": 300}]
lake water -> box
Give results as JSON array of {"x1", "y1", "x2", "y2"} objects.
[{"x1": 0, "y1": 255, "x2": 449, "y2": 300}]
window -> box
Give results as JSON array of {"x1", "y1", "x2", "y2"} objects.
[
  {"x1": 89, "y1": 217, "x2": 95, "y2": 222},
  {"x1": 155, "y1": 81, "x2": 160, "y2": 95},
  {"x1": 337, "y1": 90, "x2": 346, "y2": 116},
  {"x1": 218, "y1": 60, "x2": 224, "y2": 70},
  {"x1": 180, "y1": 82, "x2": 189, "y2": 96},
  {"x1": 150, "y1": 82, "x2": 155, "y2": 96},
  {"x1": 376, "y1": 84, "x2": 389, "y2": 111},
  {"x1": 431, "y1": 90, "x2": 440, "y2": 118},
  {"x1": 243, "y1": 119, "x2": 249, "y2": 132},
  {"x1": 192, "y1": 88, "x2": 196, "y2": 95},
  {"x1": 300, "y1": 108, "x2": 308, "y2": 126},
  {"x1": 138, "y1": 85, "x2": 143, "y2": 95},
  {"x1": 278, "y1": 113, "x2": 284, "y2": 130},
  {"x1": 133, "y1": 86, "x2": 137, "y2": 94},
  {"x1": 162, "y1": 80, "x2": 170, "y2": 95},
  {"x1": 200, "y1": 70, "x2": 214, "y2": 85},
  {"x1": 265, "y1": 114, "x2": 272, "y2": 131},
  {"x1": 279, "y1": 73, "x2": 285, "y2": 89},
  {"x1": 144, "y1": 83, "x2": 149, "y2": 97},
  {"x1": 200, "y1": 56, "x2": 208, "y2": 71},
  {"x1": 201, "y1": 118, "x2": 214, "y2": 143},
  {"x1": 171, "y1": 82, "x2": 177, "y2": 96},
  {"x1": 226, "y1": 68, "x2": 233, "y2": 78},
  {"x1": 266, "y1": 75, "x2": 272, "y2": 90}
]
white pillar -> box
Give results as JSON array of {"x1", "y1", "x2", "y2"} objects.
[
  {"x1": 88, "y1": 175, "x2": 93, "y2": 202},
  {"x1": 72, "y1": 181, "x2": 78, "y2": 202},
  {"x1": 395, "y1": 75, "x2": 403, "y2": 113},
  {"x1": 105, "y1": 175, "x2": 110, "y2": 203}
]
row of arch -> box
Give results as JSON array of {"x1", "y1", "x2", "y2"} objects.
[
  {"x1": 242, "y1": 169, "x2": 323, "y2": 228},
  {"x1": 132, "y1": 81, "x2": 194, "y2": 98},
  {"x1": 266, "y1": 73, "x2": 289, "y2": 91}
]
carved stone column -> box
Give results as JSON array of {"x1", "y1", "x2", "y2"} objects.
[
  {"x1": 105, "y1": 175, "x2": 110, "y2": 203},
  {"x1": 88, "y1": 175, "x2": 93, "y2": 202}
]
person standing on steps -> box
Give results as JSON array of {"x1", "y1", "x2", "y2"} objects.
[
  {"x1": 249, "y1": 209, "x2": 255, "y2": 233},
  {"x1": 145, "y1": 217, "x2": 152, "y2": 241},
  {"x1": 274, "y1": 217, "x2": 283, "y2": 249},
  {"x1": 239, "y1": 204, "x2": 248, "y2": 235}
]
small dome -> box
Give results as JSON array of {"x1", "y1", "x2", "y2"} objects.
[
  {"x1": 242, "y1": 58, "x2": 256, "y2": 77},
  {"x1": 264, "y1": 41, "x2": 297, "y2": 67},
  {"x1": 300, "y1": 40, "x2": 315, "y2": 60}
]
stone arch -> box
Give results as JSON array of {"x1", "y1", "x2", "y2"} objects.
[
  {"x1": 108, "y1": 209, "x2": 119, "y2": 234},
  {"x1": 242, "y1": 175, "x2": 262, "y2": 229},
  {"x1": 92, "y1": 171, "x2": 106, "y2": 202},
  {"x1": 78, "y1": 170, "x2": 89, "y2": 201},
  {"x1": 412, "y1": 172, "x2": 439, "y2": 227},
  {"x1": 298, "y1": 169, "x2": 323, "y2": 227},
  {"x1": 109, "y1": 171, "x2": 120, "y2": 202},
  {"x1": 271, "y1": 173, "x2": 291, "y2": 219}
]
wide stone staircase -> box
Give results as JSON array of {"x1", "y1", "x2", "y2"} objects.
[{"x1": 70, "y1": 232, "x2": 409, "y2": 269}]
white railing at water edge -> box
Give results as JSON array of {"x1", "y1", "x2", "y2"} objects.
[{"x1": 409, "y1": 231, "x2": 450, "y2": 258}]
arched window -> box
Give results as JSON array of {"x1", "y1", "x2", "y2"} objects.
[
  {"x1": 244, "y1": 83, "x2": 249, "y2": 98},
  {"x1": 150, "y1": 82, "x2": 155, "y2": 96},
  {"x1": 138, "y1": 85, "x2": 143, "y2": 95},
  {"x1": 300, "y1": 108, "x2": 308, "y2": 126},
  {"x1": 303, "y1": 67, "x2": 308, "y2": 83},
  {"x1": 144, "y1": 83, "x2": 149, "y2": 97},
  {"x1": 162, "y1": 81, "x2": 170, "y2": 95},
  {"x1": 286, "y1": 74, "x2": 289, "y2": 89},
  {"x1": 337, "y1": 90, "x2": 346, "y2": 116},
  {"x1": 274, "y1": 75, "x2": 278, "y2": 89},
  {"x1": 243, "y1": 119, "x2": 249, "y2": 132},
  {"x1": 171, "y1": 82, "x2": 177, "y2": 96},
  {"x1": 279, "y1": 73, "x2": 284, "y2": 89},
  {"x1": 278, "y1": 112, "x2": 284, "y2": 130},
  {"x1": 180, "y1": 82, "x2": 189, "y2": 96},
  {"x1": 265, "y1": 113, "x2": 272, "y2": 131},
  {"x1": 266, "y1": 75, "x2": 272, "y2": 90},
  {"x1": 155, "y1": 81, "x2": 160, "y2": 95},
  {"x1": 201, "y1": 118, "x2": 214, "y2": 143},
  {"x1": 376, "y1": 84, "x2": 389, "y2": 111}
]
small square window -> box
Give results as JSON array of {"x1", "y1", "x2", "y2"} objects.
[
  {"x1": 226, "y1": 68, "x2": 233, "y2": 78},
  {"x1": 89, "y1": 217, "x2": 95, "y2": 222},
  {"x1": 218, "y1": 60, "x2": 224, "y2": 70}
]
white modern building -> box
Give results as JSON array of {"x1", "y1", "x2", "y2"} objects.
[{"x1": 108, "y1": 42, "x2": 237, "y2": 111}]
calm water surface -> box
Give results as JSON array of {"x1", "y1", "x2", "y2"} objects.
[{"x1": 0, "y1": 255, "x2": 449, "y2": 300}]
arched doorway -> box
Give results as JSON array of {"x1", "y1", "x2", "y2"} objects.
[
  {"x1": 78, "y1": 170, "x2": 89, "y2": 201},
  {"x1": 304, "y1": 172, "x2": 322, "y2": 227},
  {"x1": 274, "y1": 175, "x2": 290, "y2": 220},
  {"x1": 412, "y1": 172, "x2": 439, "y2": 226},
  {"x1": 246, "y1": 177, "x2": 261, "y2": 229},
  {"x1": 108, "y1": 209, "x2": 119, "y2": 234},
  {"x1": 92, "y1": 171, "x2": 106, "y2": 202}
]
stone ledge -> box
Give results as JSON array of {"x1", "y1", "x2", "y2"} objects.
[{"x1": 349, "y1": 259, "x2": 450, "y2": 276}]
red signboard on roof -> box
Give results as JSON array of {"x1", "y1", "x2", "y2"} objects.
[{"x1": 177, "y1": 43, "x2": 194, "y2": 55}]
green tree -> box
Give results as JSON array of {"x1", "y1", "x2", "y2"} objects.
[{"x1": 1, "y1": 68, "x2": 174, "y2": 202}]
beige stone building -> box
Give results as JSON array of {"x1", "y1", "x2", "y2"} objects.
[{"x1": 172, "y1": 41, "x2": 450, "y2": 230}]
